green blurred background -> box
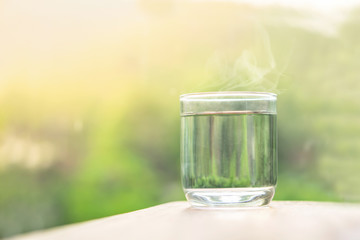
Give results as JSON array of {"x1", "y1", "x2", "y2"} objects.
[{"x1": 1, "y1": 0, "x2": 360, "y2": 238}]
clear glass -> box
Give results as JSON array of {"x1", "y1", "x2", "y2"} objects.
[{"x1": 180, "y1": 92, "x2": 277, "y2": 207}]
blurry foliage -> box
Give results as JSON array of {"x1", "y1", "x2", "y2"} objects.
[{"x1": 0, "y1": 0, "x2": 360, "y2": 238}]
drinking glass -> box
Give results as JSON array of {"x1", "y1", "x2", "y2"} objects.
[{"x1": 180, "y1": 92, "x2": 277, "y2": 207}]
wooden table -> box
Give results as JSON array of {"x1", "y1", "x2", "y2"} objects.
[{"x1": 9, "y1": 201, "x2": 360, "y2": 240}]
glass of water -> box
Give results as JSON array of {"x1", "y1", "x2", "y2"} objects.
[{"x1": 180, "y1": 92, "x2": 277, "y2": 207}]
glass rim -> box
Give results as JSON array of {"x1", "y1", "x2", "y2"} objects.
[
  {"x1": 180, "y1": 91, "x2": 277, "y2": 116},
  {"x1": 180, "y1": 91, "x2": 277, "y2": 100}
]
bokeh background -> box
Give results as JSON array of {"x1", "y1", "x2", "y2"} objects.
[{"x1": 1, "y1": 0, "x2": 360, "y2": 238}]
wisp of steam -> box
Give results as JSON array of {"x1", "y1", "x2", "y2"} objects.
[{"x1": 200, "y1": 27, "x2": 286, "y2": 93}]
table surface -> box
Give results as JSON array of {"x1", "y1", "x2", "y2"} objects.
[{"x1": 8, "y1": 201, "x2": 360, "y2": 240}]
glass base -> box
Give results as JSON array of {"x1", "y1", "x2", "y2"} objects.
[{"x1": 185, "y1": 186, "x2": 275, "y2": 208}]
